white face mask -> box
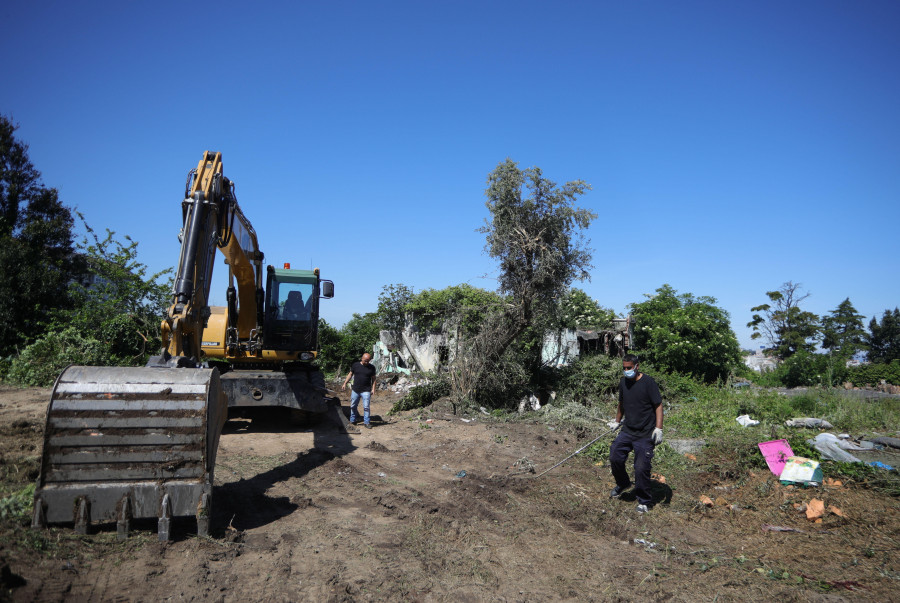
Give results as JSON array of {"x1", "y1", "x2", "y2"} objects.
[{"x1": 623, "y1": 368, "x2": 636, "y2": 379}]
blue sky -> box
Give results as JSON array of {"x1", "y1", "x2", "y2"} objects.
[{"x1": 2, "y1": 1, "x2": 898, "y2": 349}]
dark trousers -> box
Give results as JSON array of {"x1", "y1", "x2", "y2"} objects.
[{"x1": 609, "y1": 431, "x2": 655, "y2": 505}]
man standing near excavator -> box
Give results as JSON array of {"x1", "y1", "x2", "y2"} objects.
[
  {"x1": 342, "y1": 353, "x2": 377, "y2": 429},
  {"x1": 607, "y1": 354, "x2": 663, "y2": 513}
]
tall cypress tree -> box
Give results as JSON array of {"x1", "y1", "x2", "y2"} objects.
[
  {"x1": 867, "y1": 308, "x2": 900, "y2": 364},
  {"x1": 0, "y1": 116, "x2": 78, "y2": 355}
]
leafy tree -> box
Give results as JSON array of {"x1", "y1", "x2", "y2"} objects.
[
  {"x1": 376, "y1": 283, "x2": 415, "y2": 333},
  {"x1": 0, "y1": 116, "x2": 41, "y2": 237},
  {"x1": 449, "y1": 159, "x2": 596, "y2": 405},
  {"x1": 747, "y1": 281, "x2": 820, "y2": 359},
  {"x1": 338, "y1": 312, "x2": 381, "y2": 363},
  {"x1": 630, "y1": 284, "x2": 742, "y2": 383},
  {"x1": 821, "y1": 298, "x2": 866, "y2": 361},
  {"x1": 315, "y1": 318, "x2": 343, "y2": 372},
  {"x1": 49, "y1": 220, "x2": 172, "y2": 363},
  {"x1": 481, "y1": 159, "x2": 595, "y2": 330},
  {"x1": 867, "y1": 308, "x2": 900, "y2": 364},
  {"x1": 776, "y1": 349, "x2": 829, "y2": 388},
  {"x1": 405, "y1": 283, "x2": 504, "y2": 334},
  {"x1": 0, "y1": 116, "x2": 78, "y2": 355},
  {"x1": 558, "y1": 288, "x2": 615, "y2": 331}
]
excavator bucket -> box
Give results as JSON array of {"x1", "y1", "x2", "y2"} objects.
[{"x1": 31, "y1": 366, "x2": 227, "y2": 540}]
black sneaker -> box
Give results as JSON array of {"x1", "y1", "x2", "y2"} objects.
[{"x1": 610, "y1": 485, "x2": 630, "y2": 499}]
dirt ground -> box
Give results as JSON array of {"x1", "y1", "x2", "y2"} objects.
[{"x1": 1, "y1": 382, "x2": 898, "y2": 602}]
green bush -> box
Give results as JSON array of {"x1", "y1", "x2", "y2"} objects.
[
  {"x1": 390, "y1": 378, "x2": 451, "y2": 414},
  {"x1": 556, "y1": 354, "x2": 620, "y2": 406},
  {"x1": 778, "y1": 350, "x2": 829, "y2": 388},
  {"x1": 845, "y1": 360, "x2": 900, "y2": 387},
  {"x1": 5, "y1": 327, "x2": 110, "y2": 386},
  {"x1": 405, "y1": 284, "x2": 504, "y2": 334},
  {"x1": 469, "y1": 346, "x2": 532, "y2": 410},
  {"x1": 647, "y1": 369, "x2": 712, "y2": 404},
  {"x1": 630, "y1": 284, "x2": 742, "y2": 383}
]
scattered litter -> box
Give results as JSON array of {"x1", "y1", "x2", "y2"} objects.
[
  {"x1": 699, "y1": 495, "x2": 714, "y2": 507},
  {"x1": 869, "y1": 461, "x2": 894, "y2": 471},
  {"x1": 824, "y1": 478, "x2": 843, "y2": 487},
  {"x1": 758, "y1": 439, "x2": 794, "y2": 477},
  {"x1": 809, "y1": 434, "x2": 863, "y2": 463},
  {"x1": 518, "y1": 393, "x2": 542, "y2": 413},
  {"x1": 828, "y1": 505, "x2": 845, "y2": 518},
  {"x1": 857, "y1": 440, "x2": 881, "y2": 450},
  {"x1": 736, "y1": 414, "x2": 759, "y2": 427},
  {"x1": 838, "y1": 433, "x2": 851, "y2": 439},
  {"x1": 812, "y1": 433, "x2": 866, "y2": 451},
  {"x1": 479, "y1": 407, "x2": 490, "y2": 416},
  {"x1": 425, "y1": 419, "x2": 434, "y2": 424},
  {"x1": 870, "y1": 436, "x2": 900, "y2": 449},
  {"x1": 455, "y1": 470, "x2": 467, "y2": 478},
  {"x1": 460, "y1": 418, "x2": 473, "y2": 423},
  {"x1": 762, "y1": 524, "x2": 805, "y2": 533},
  {"x1": 805, "y1": 498, "x2": 825, "y2": 521},
  {"x1": 785, "y1": 418, "x2": 834, "y2": 429},
  {"x1": 684, "y1": 453, "x2": 697, "y2": 461},
  {"x1": 779, "y1": 456, "x2": 823, "y2": 487},
  {"x1": 667, "y1": 439, "x2": 706, "y2": 454},
  {"x1": 511, "y1": 458, "x2": 536, "y2": 474},
  {"x1": 377, "y1": 472, "x2": 386, "y2": 478},
  {"x1": 633, "y1": 538, "x2": 658, "y2": 549}
]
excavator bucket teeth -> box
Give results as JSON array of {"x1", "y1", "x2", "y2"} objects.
[{"x1": 32, "y1": 366, "x2": 227, "y2": 538}]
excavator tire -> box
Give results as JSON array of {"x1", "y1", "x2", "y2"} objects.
[{"x1": 31, "y1": 366, "x2": 227, "y2": 541}]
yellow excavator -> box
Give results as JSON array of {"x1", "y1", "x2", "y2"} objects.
[{"x1": 32, "y1": 151, "x2": 338, "y2": 540}]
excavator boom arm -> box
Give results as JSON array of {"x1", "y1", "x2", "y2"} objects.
[{"x1": 163, "y1": 151, "x2": 263, "y2": 364}]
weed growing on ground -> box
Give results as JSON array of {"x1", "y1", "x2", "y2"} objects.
[{"x1": 0, "y1": 482, "x2": 35, "y2": 525}]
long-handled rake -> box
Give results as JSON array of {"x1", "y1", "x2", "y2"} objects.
[{"x1": 521, "y1": 423, "x2": 621, "y2": 479}]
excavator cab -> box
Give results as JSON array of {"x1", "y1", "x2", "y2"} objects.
[{"x1": 265, "y1": 267, "x2": 319, "y2": 354}]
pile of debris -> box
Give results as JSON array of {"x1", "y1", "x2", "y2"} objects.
[{"x1": 376, "y1": 372, "x2": 433, "y2": 394}]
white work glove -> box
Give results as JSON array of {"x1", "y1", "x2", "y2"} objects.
[
  {"x1": 607, "y1": 420, "x2": 621, "y2": 431},
  {"x1": 651, "y1": 427, "x2": 663, "y2": 445}
]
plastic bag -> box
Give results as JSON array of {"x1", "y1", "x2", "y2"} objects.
[
  {"x1": 736, "y1": 414, "x2": 759, "y2": 427},
  {"x1": 808, "y1": 434, "x2": 862, "y2": 463},
  {"x1": 785, "y1": 418, "x2": 834, "y2": 429}
]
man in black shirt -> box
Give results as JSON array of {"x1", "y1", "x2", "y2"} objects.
[
  {"x1": 342, "y1": 353, "x2": 377, "y2": 429},
  {"x1": 607, "y1": 354, "x2": 663, "y2": 513}
]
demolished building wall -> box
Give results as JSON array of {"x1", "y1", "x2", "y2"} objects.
[
  {"x1": 374, "y1": 316, "x2": 633, "y2": 374},
  {"x1": 372, "y1": 324, "x2": 455, "y2": 374}
]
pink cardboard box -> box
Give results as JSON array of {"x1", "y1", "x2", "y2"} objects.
[{"x1": 758, "y1": 439, "x2": 794, "y2": 477}]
